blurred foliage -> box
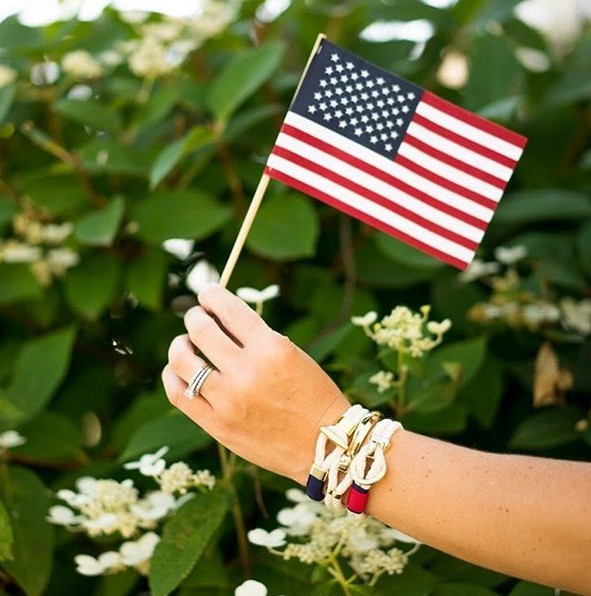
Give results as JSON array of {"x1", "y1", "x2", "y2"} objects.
[{"x1": 0, "y1": 0, "x2": 589, "y2": 594}]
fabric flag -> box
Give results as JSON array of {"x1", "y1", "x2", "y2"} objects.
[{"x1": 264, "y1": 38, "x2": 527, "y2": 270}]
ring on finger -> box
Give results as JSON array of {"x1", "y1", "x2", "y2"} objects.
[{"x1": 184, "y1": 363, "x2": 216, "y2": 399}]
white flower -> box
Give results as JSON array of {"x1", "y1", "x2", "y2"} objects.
[
  {"x1": 128, "y1": 38, "x2": 175, "y2": 79},
  {"x1": 46, "y1": 247, "x2": 79, "y2": 269},
  {"x1": 74, "y1": 551, "x2": 122, "y2": 576},
  {"x1": 57, "y1": 488, "x2": 92, "y2": 508},
  {"x1": 0, "y1": 430, "x2": 26, "y2": 449},
  {"x1": 236, "y1": 284, "x2": 280, "y2": 304},
  {"x1": 123, "y1": 446, "x2": 169, "y2": 477},
  {"x1": 458, "y1": 259, "x2": 501, "y2": 283},
  {"x1": 98, "y1": 50, "x2": 124, "y2": 68},
  {"x1": 494, "y1": 245, "x2": 528, "y2": 265},
  {"x1": 0, "y1": 64, "x2": 17, "y2": 89},
  {"x1": 131, "y1": 491, "x2": 176, "y2": 521},
  {"x1": 82, "y1": 512, "x2": 119, "y2": 532},
  {"x1": 522, "y1": 302, "x2": 560, "y2": 328},
  {"x1": 47, "y1": 505, "x2": 79, "y2": 526},
  {"x1": 247, "y1": 528, "x2": 287, "y2": 548},
  {"x1": 41, "y1": 222, "x2": 73, "y2": 244},
  {"x1": 141, "y1": 19, "x2": 185, "y2": 43},
  {"x1": 235, "y1": 579, "x2": 268, "y2": 596},
  {"x1": 30, "y1": 61, "x2": 60, "y2": 85},
  {"x1": 277, "y1": 504, "x2": 318, "y2": 536},
  {"x1": 67, "y1": 84, "x2": 93, "y2": 100},
  {"x1": 560, "y1": 297, "x2": 591, "y2": 335},
  {"x1": 0, "y1": 242, "x2": 42, "y2": 263},
  {"x1": 285, "y1": 487, "x2": 308, "y2": 503},
  {"x1": 186, "y1": 259, "x2": 220, "y2": 294},
  {"x1": 369, "y1": 370, "x2": 394, "y2": 393},
  {"x1": 119, "y1": 531, "x2": 160, "y2": 566},
  {"x1": 351, "y1": 311, "x2": 378, "y2": 327},
  {"x1": 76, "y1": 475, "x2": 97, "y2": 494},
  {"x1": 191, "y1": 0, "x2": 241, "y2": 41},
  {"x1": 62, "y1": 50, "x2": 103, "y2": 79},
  {"x1": 162, "y1": 238, "x2": 195, "y2": 260},
  {"x1": 426, "y1": 319, "x2": 452, "y2": 335},
  {"x1": 436, "y1": 50, "x2": 468, "y2": 89}
]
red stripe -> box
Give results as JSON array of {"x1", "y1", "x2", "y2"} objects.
[
  {"x1": 404, "y1": 134, "x2": 507, "y2": 190},
  {"x1": 423, "y1": 92, "x2": 528, "y2": 149},
  {"x1": 264, "y1": 166, "x2": 469, "y2": 270},
  {"x1": 412, "y1": 113, "x2": 517, "y2": 169},
  {"x1": 271, "y1": 145, "x2": 478, "y2": 251},
  {"x1": 395, "y1": 154, "x2": 498, "y2": 211},
  {"x1": 280, "y1": 124, "x2": 488, "y2": 231}
]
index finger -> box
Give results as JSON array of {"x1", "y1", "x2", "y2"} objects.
[{"x1": 197, "y1": 283, "x2": 268, "y2": 345}]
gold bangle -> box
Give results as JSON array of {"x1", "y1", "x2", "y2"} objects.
[
  {"x1": 319, "y1": 410, "x2": 359, "y2": 450},
  {"x1": 338, "y1": 410, "x2": 383, "y2": 472}
]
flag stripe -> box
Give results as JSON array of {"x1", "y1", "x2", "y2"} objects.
[
  {"x1": 423, "y1": 91, "x2": 528, "y2": 149},
  {"x1": 285, "y1": 112, "x2": 497, "y2": 218},
  {"x1": 416, "y1": 101, "x2": 524, "y2": 161},
  {"x1": 404, "y1": 134, "x2": 508, "y2": 189},
  {"x1": 279, "y1": 124, "x2": 488, "y2": 233},
  {"x1": 398, "y1": 143, "x2": 504, "y2": 201},
  {"x1": 264, "y1": 165, "x2": 470, "y2": 270},
  {"x1": 269, "y1": 145, "x2": 478, "y2": 251},
  {"x1": 412, "y1": 113, "x2": 517, "y2": 169},
  {"x1": 275, "y1": 128, "x2": 486, "y2": 239},
  {"x1": 407, "y1": 120, "x2": 514, "y2": 181},
  {"x1": 394, "y1": 154, "x2": 498, "y2": 212}
]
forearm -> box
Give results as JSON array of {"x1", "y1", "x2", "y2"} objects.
[{"x1": 295, "y1": 426, "x2": 591, "y2": 594}]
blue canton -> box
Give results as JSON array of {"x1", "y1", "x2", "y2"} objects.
[{"x1": 290, "y1": 39, "x2": 424, "y2": 160}]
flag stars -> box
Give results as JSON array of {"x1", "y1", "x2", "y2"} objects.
[
  {"x1": 376, "y1": 122, "x2": 384, "y2": 130},
  {"x1": 356, "y1": 82, "x2": 364, "y2": 91},
  {"x1": 325, "y1": 89, "x2": 334, "y2": 98},
  {"x1": 345, "y1": 107, "x2": 354, "y2": 115},
  {"x1": 319, "y1": 80, "x2": 328, "y2": 88},
  {"x1": 392, "y1": 107, "x2": 400, "y2": 115},
  {"x1": 350, "y1": 117, "x2": 358, "y2": 125},
  {"x1": 376, "y1": 77, "x2": 384, "y2": 85},
  {"x1": 397, "y1": 94, "x2": 405, "y2": 103},
  {"x1": 361, "y1": 70, "x2": 369, "y2": 77},
  {"x1": 340, "y1": 75, "x2": 349, "y2": 83},
  {"x1": 323, "y1": 113, "x2": 333, "y2": 121},
  {"x1": 361, "y1": 92, "x2": 369, "y2": 101},
  {"x1": 336, "y1": 64, "x2": 344, "y2": 72},
  {"x1": 396, "y1": 118, "x2": 404, "y2": 126},
  {"x1": 350, "y1": 95, "x2": 359, "y2": 103},
  {"x1": 385, "y1": 143, "x2": 392, "y2": 152},
  {"x1": 356, "y1": 105, "x2": 364, "y2": 112},
  {"x1": 339, "y1": 120, "x2": 347, "y2": 128},
  {"x1": 351, "y1": 72, "x2": 359, "y2": 80},
  {"x1": 331, "y1": 53, "x2": 340, "y2": 62},
  {"x1": 308, "y1": 105, "x2": 317, "y2": 113},
  {"x1": 319, "y1": 102, "x2": 327, "y2": 111},
  {"x1": 354, "y1": 127, "x2": 363, "y2": 136},
  {"x1": 370, "y1": 135, "x2": 378, "y2": 144},
  {"x1": 346, "y1": 61, "x2": 354, "y2": 70},
  {"x1": 314, "y1": 92, "x2": 322, "y2": 100},
  {"x1": 341, "y1": 97, "x2": 350, "y2": 105},
  {"x1": 376, "y1": 99, "x2": 385, "y2": 108},
  {"x1": 380, "y1": 133, "x2": 388, "y2": 141},
  {"x1": 391, "y1": 131, "x2": 399, "y2": 139},
  {"x1": 386, "y1": 97, "x2": 395, "y2": 105},
  {"x1": 371, "y1": 90, "x2": 379, "y2": 98},
  {"x1": 335, "y1": 109, "x2": 343, "y2": 118},
  {"x1": 407, "y1": 92, "x2": 416, "y2": 100},
  {"x1": 325, "y1": 66, "x2": 334, "y2": 75},
  {"x1": 361, "y1": 114, "x2": 369, "y2": 123},
  {"x1": 366, "y1": 80, "x2": 375, "y2": 88},
  {"x1": 330, "y1": 77, "x2": 338, "y2": 85},
  {"x1": 335, "y1": 87, "x2": 343, "y2": 95},
  {"x1": 402, "y1": 105, "x2": 410, "y2": 113},
  {"x1": 386, "y1": 121, "x2": 394, "y2": 128},
  {"x1": 381, "y1": 109, "x2": 389, "y2": 117},
  {"x1": 393, "y1": 84, "x2": 400, "y2": 92},
  {"x1": 365, "y1": 125, "x2": 374, "y2": 133},
  {"x1": 345, "y1": 85, "x2": 353, "y2": 93}
]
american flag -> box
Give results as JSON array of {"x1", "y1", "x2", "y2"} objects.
[{"x1": 264, "y1": 38, "x2": 527, "y2": 270}]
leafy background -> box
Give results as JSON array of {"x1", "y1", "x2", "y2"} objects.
[{"x1": 0, "y1": 0, "x2": 590, "y2": 595}]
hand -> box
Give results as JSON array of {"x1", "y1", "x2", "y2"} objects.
[{"x1": 161, "y1": 283, "x2": 351, "y2": 485}]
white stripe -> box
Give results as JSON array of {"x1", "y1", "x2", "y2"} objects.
[
  {"x1": 266, "y1": 153, "x2": 474, "y2": 264},
  {"x1": 398, "y1": 143, "x2": 504, "y2": 202},
  {"x1": 407, "y1": 121, "x2": 513, "y2": 182},
  {"x1": 283, "y1": 112, "x2": 496, "y2": 221},
  {"x1": 274, "y1": 132, "x2": 484, "y2": 243},
  {"x1": 416, "y1": 102, "x2": 524, "y2": 161}
]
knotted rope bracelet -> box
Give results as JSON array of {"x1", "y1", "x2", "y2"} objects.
[
  {"x1": 347, "y1": 418, "x2": 404, "y2": 516},
  {"x1": 306, "y1": 404, "x2": 368, "y2": 501}
]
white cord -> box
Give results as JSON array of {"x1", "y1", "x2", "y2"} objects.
[
  {"x1": 350, "y1": 418, "x2": 404, "y2": 489},
  {"x1": 311, "y1": 404, "x2": 367, "y2": 482}
]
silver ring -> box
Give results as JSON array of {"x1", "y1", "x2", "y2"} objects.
[{"x1": 184, "y1": 363, "x2": 215, "y2": 399}]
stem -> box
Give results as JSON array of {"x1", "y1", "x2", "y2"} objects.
[
  {"x1": 397, "y1": 351, "x2": 408, "y2": 416},
  {"x1": 218, "y1": 443, "x2": 250, "y2": 574}
]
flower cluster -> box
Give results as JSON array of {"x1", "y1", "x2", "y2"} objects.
[
  {"x1": 352, "y1": 306, "x2": 451, "y2": 358},
  {"x1": 461, "y1": 246, "x2": 591, "y2": 336},
  {"x1": 47, "y1": 446, "x2": 215, "y2": 576},
  {"x1": 0, "y1": 430, "x2": 26, "y2": 452},
  {"x1": 1, "y1": 210, "x2": 79, "y2": 286},
  {"x1": 247, "y1": 488, "x2": 420, "y2": 588}
]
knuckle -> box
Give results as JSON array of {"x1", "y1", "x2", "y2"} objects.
[
  {"x1": 197, "y1": 283, "x2": 220, "y2": 305},
  {"x1": 268, "y1": 331, "x2": 297, "y2": 363}
]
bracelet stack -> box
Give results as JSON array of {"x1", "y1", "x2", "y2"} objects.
[{"x1": 306, "y1": 404, "x2": 404, "y2": 516}]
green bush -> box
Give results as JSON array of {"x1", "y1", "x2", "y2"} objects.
[{"x1": 0, "y1": 1, "x2": 589, "y2": 595}]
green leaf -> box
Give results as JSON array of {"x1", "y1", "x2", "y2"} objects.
[
  {"x1": 375, "y1": 232, "x2": 445, "y2": 270},
  {"x1": 509, "y1": 407, "x2": 582, "y2": 450},
  {"x1": 207, "y1": 41, "x2": 286, "y2": 122},
  {"x1": 494, "y1": 190, "x2": 591, "y2": 224},
  {"x1": 11, "y1": 411, "x2": 84, "y2": 463},
  {"x1": 403, "y1": 403, "x2": 468, "y2": 435},
  {"x1": 464, "y1": 34, "x2": 523, "y2": 110},
  {"x1": 458, "y1": 357, "x2": 503, "y2": 429},
  {"x1": 120, "y1": 409, "x2": 213, "y2": 463},
  {"x1": 0, "y1": 84, "x2": 15, "y2": 124},
  {"x1": 126, "y1": 246, "x2": 168, "y2": 311},
  {"x1": 508, "y1": 581, "x2": 556, "y2": 596},
  {"x1": 132, "y1": 190, "x2": 232, "y2": 244},
  {"x1": 150, "y1": 127, "x2": 211, "y2": 189},
  {"x1": 374, "y1": 564, "x2": 438, "y2": 596},
  {"x1": 148, "y1": 488, "x2": 231, "y2": 596},
  {"x1": 64, "y1": 252, "x2": 121, "y2": 319},
  {"x1": 426, "y1": 336, "x2": 487, "y2": 389},
  {"x1": 2, "y1": 326, "x2": 76, "y2": 426},
  {"x1": 246, "y1": 194, "x2": 319, "y2": 260},
  {"x1": 0, "y1": 195, "x2": 17, "y2": 225},
  {"x1": 0, "y1": 497, "x2": 13, "y2": 561},
  {"x1": 0, "y1": 466, "x2": 54, "y2": 596},
  {"x1": 54, "y1": 99, "x2": 122, "y2": 135},
  {"x1": 74, "y1": 196, "x2": 124, "y2": 246},
  {"x1": 21, "y1": 175, "x2": 90, "y2": 216},
  {"x1": 0, "y1": 264, "x2": 42, "y2": 306},
  {"x1": 307, "y1": 322, "x2": 355, "y2": 363}
]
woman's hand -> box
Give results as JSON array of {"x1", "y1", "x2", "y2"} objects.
[{"x1": 161, "y1": 283, "x2": 351, "y2": 485}]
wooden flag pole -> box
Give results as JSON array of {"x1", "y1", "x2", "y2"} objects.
[{"x1": 219, "y1": 32, "x2": 327, "y2": 289}]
